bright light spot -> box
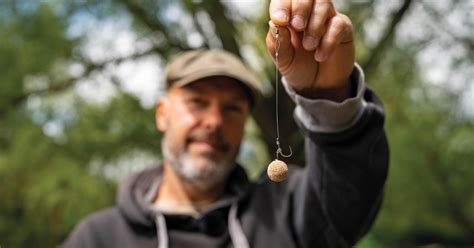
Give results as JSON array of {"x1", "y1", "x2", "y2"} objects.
[
  {"x1": 113, "y1": 55, "x2": 163, "y2": 108},
  {"x1": 222, "y1": 0, "x2": 265, "y2": 19},
  {"x1": 75, "y1": 75, "x2": 118, "y2": 105},
  {"x1": 43, "y1": 121, "x2": 64, "y2": 138},
  {"x1": 187, "y1": 32, "x2": 205, "y2": 48},
  {"x1": 68, "y1": 63, "x2": 85, "y2": 78}
]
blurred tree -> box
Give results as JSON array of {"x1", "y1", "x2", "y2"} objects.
[{"x1": 0, "y1": 0, "x2": 472, "y2": 247}]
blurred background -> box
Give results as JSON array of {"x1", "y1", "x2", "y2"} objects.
[{"x1": 0, "y1": 0, "x2": 473, "y2": 247}]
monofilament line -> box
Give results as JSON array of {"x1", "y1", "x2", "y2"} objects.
[
  {"x1": 273, "y1": 25, "x2": 292, "y2": 159},
  {"x1": 275, "y1": 27, "x2": 281, "y2": 159}
]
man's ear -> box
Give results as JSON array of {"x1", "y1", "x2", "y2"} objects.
[{"x1": 155, "y1": 98, "x2": 168, "y2": 132}]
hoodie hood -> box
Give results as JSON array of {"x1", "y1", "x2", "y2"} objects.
[{"x1": 116, "y1": 164, "x2": 251, "y2": 228}]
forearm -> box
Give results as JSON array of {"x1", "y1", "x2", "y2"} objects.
[{"x1": 285, "y1": 65, "x2": 389, "y2": 245}]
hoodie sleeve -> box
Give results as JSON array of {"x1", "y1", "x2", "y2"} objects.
[
  {"x1": 282, "y1": 63, "x2": 366, "y2": 133},
  {"x1": 282, "y1": 65, "x2": 389, "y2": 246}
]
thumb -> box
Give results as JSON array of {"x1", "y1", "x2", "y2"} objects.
[{"x1": 266, "y1": 21, "x2": 295, "y2": 73}]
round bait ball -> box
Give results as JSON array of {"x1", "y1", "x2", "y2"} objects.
[{"x1": 267, "y1": 159, "x2": 288, "y2": 182}]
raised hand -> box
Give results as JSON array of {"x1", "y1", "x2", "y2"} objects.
[{"x1": 267, "y1": 0, "x2": 355, "y2": 101}]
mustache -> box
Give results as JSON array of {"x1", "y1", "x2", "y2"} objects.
[{"x1": 186, "y1": 129, "x2": 230, "y2": 152}]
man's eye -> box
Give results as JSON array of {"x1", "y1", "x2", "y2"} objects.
[
  {"x1": 187, "y1": 98, "x2": 207, "y2": 108},
  {"x1": 225, "y1": 105, "x2": 244, "y2": 114}
]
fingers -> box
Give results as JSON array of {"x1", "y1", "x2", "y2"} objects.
[
  {"x1": 303, "y1": 0, "x2": 335, "y2": 51},
  {"x1": 269, "y1": 0, "x2": 291, "y2": 25},
  {"x1": 290, "y1": 0, "x2": 313, "y2": 31},
  {"x1": 314, "y1": 14, "x2": 353, "y2": 62},
  {"x1": 269, "y1": 0, "x2": 354, "y2": 63},
  {"x1": 270, "y1": 0, "x2": 316, "y2": 30}
]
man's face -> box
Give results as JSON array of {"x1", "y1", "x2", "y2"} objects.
[{"x1": 156, "y1": 76, "x2": 250, "y2": 189}]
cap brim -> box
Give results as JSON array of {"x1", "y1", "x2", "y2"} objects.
[{"x1": 170, "y1": 68, "x2": 261, "y2": 105}]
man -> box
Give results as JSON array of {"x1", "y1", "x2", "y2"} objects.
[{"x1": 64, "y1": 1, "x2": 388, "y2": 247}]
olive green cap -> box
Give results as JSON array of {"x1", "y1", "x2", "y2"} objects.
[{"x1": 165, "y1": 48, "x2": 262, "y2": 105}]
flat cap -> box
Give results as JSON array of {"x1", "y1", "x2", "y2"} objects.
[{"x1": 165, "y1": 48, "x2": 262, "y2": 105}]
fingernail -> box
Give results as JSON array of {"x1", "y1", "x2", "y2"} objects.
[
  {"x1": 273, "y1": 10, "x2": 288, "y2": 23},
  {"x1": 315, "y1": 50, "x2": 327, "y2": 62},
  {"x1": 303, "y1": 36, "x2": 319, "y2": 50},
  {"x1": 291, "y1": 16, "x2": 305, "y2": 30}
]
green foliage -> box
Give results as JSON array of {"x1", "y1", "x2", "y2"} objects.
[
  {"x1": 63, "y1": 93, "x2": 160, "y2": 163},
  {"x1": 0, "y1": 118, "x2": 116, "y2": 247},
  {"x1": 368, "y1": 43, "x2": 474, "y2": 245},
  {"x1": 0, "y1": 3, "x2": 74, "y2": 108}
]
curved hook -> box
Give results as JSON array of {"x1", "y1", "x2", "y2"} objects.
[{"x1": 276, "y1": 146, "x2": 292, "y2": 158}]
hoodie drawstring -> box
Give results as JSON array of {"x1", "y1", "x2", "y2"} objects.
[
  {"x1": 228, "y1": 203, "x2": 250, "y2": 248},
  {"x1": 155, "y1": 214, "x2": 169, "y2": 248}
]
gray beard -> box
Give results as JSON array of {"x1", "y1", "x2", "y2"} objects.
[{"x1": 161, "y1": 139, "x2": 235, "y2": 191}]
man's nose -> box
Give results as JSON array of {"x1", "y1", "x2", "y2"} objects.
[{"x1": 203, "y1": 104, "x2": 224, "y2": 130}]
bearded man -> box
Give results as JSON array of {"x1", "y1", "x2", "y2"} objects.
[{"x1": 64, "y1": 1, "x2": 389, "y2": 247}]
